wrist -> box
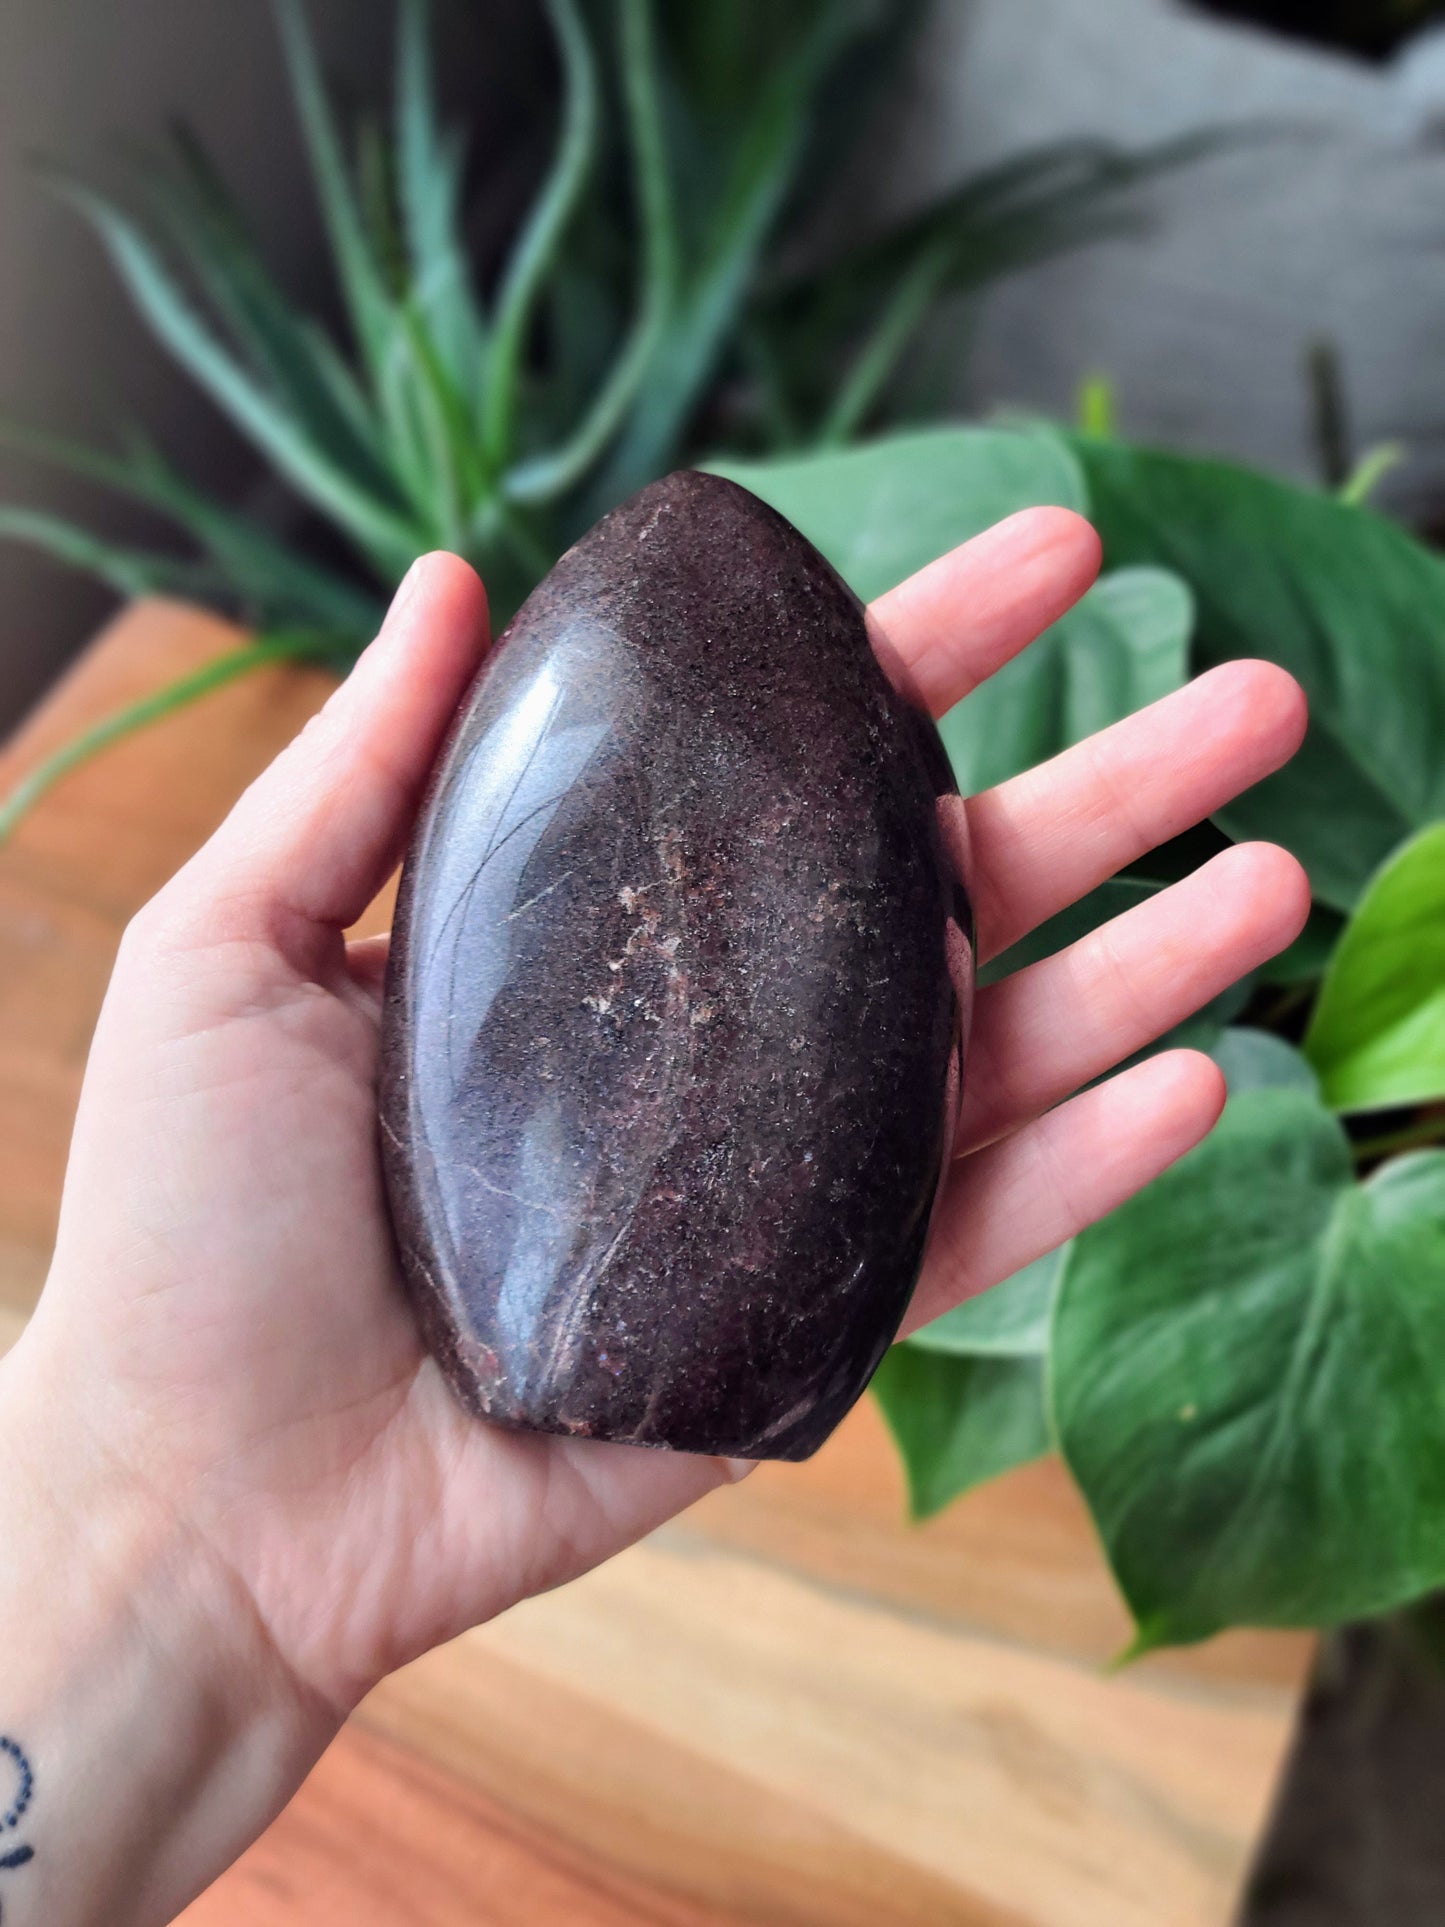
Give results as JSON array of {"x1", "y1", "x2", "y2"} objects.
[{"x1": 0, "y1": 1330, "x2": 336, "y2": 1926}]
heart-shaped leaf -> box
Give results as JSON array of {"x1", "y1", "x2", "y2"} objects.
[
  {"x1": 1304, "y1": 825, "x2": 1445, "y2": 1114},
  {"x1": 875, "y1": 1249, "x2": 1060, "y2": 1518},
  {"x1": 708, "y1": 425, "x2": 1086, "y2": 603},
  {"x1": 1212, "y1": 1027, "x2": 1321, "y2": 1098},
  {"x1": 1261, "y1": 903, "x2": 1346, "y2": 986},
  {"x1": 937, "y1": 565, "x2": 1190, "y2": 796},
  {"x1": 872, "y1": 1346, "x2": 1050, "y2": 1519},
  {"x1": 1053, "y1": 1085, "x2": 1445, "y2": 1651},
  {"x1": 910, "y1": 1248, "x2": 1062, "y2": 1357},
  {"x1": 1075, "y1": 438, "x2": 1445, "y2": 911}
]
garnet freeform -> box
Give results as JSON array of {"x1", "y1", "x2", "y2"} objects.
[{"x1": 379, "y1": 471, "x2": 972, "y2": 1460}]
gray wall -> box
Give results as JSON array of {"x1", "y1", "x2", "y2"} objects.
[
  {"x1": 0, "y1": 0, "x2": 528, "y2": 725},
  {"x1": 872, "y1": 0, "x2": 1445, "y2": 511}
]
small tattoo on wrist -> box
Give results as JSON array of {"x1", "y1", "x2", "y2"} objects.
[{"x1": 0, "y1": 1738, "x2": 34, "y2": 1916}]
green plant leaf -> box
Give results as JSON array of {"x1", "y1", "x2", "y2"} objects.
[
  {"x1": 758, "y1": 132, "x2": 1238, "y2": 444},
  {"x1": 0, "y1": 505, "x2": 223, "y2": 602},
  {"x1": 1154, "y1": 975, "x2": 1256, "y2": 1062},
  {"x1": 596, "y1": 2, "x2": 868, "y2": 503},
  {"x1": 137, "y1": 128, "x2": 399, "y2": 501},
  {"x1": 124, "y1": 443, "x2": 385, "y2": 638},
  {"x1": 981, "y1": 867, "x2": 1249, "y2": 1067},
  {"x1": 878, "y1": 1246, "x2": 1064, "y2": 1519},
  {"x1": 1053, "y1": 1085, "x2": 1445, "y2": 1650},
  {"x1": 0, "y1": 632, "x2": 335, "y2": 845},
  {"x1": 910, "y1": 1248, "x2": 1063, "y2": 1358},
  {"x1": 1339, "y1": 440, "x2": 1405, "y2": 508},
  {"x1": 1075, "y1": 438, "x2": 1445, "y2": 912},
  {"x1": 0, "y1": 420, "x2": 383, "y2": 639},
  {"x1": 395, "y1": 0, "x2": 486, "y2": 388},
  {"x1": 939, "y1": 565, "x2": 1191, "y2": 795},
  {"x1": 1211, "y1": 1027, "x2": 1321, "y2": 1097},
  {"x1": 1304, "y1": 825, "x2": 1445, "y2": 1114},
  {"x1": 1261, "y1": 902, "x2": 1346, "y2": 986},
  {"x1": 872, "y1": 1345, "x2": 1051, "y2": 1519},
  {"x1": 274, "y1": 0, "x2": 397, "y2": 382},
  {"x1": 55, "y1": 178, "x2": 421, "y2": 575},
  {"x1": 504, "y1": 0, "x2": 678, "y2": 506},
  {"x1": 811, "y1": 136, "x2": 1223, "y2": 447},
  {"x1": 483, "y1": 0, "x2": 599, "y2": 469},
  {"x1": 979, "y1": 877, "x2": 1153, "y2": 984},
  {"x1": 708, "y1": 425, "x2": 1086, "y2": 603}
]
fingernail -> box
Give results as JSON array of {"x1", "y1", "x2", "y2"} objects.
[{"x1": 723, "y1": 1456, "x2": 758, "y2": 1483}]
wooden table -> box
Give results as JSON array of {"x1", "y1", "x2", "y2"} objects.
[{"x1": 0, "y1": 600, "x2": 1313, "y2": 1925}]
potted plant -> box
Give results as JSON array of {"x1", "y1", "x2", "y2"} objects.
[
  {"x1": 5, "y1": 0, "x2": 1445, "y2": 1913},
  {"x1": 7, "y1": 0, "x2": 1445, "y2": 1731},
  {"x1": 0, "y1": 0, "x2": 1198, "y2": 834}
]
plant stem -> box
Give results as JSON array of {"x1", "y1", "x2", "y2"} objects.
[
  {"x1": 1352, "y1": 1115, "x2": 1445, "y2": 1166},
  {"x1": 1076, "y1": 373, "x2": 1117, "y2": 439},
  {"x1": 1260, "y1": 981, "x2": 1316, "y2": 1030},
  {"x1": 818, "y1": 236, "x2": 952, "y2": 447},
  {"x1": 1339, "y1": 441, "x2": 1406, "y2": 508}
]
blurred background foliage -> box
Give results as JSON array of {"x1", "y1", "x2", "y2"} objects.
[{"x1": 0, "y1": 0, "x2": 1206, "y2": 831}]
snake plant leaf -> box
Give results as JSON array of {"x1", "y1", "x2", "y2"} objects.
[
  {"x1": 483, "y1": 0, "x2": 600, "y2": 469},
  {"x1": 0, "y1": 632, "x2": 334, "y2": 846},
  {"x1": 1054, "y1": 1086, "x2": 1445, "y2": 1651},
  {"x1": 357, "y1": 113, "x2": 408, "y2": 298},
  {"x1": 137, "y1": 129, "x2": 398, "y2": 501},
  {"x1": 53, "y1": 178, "x2": 423, "y2": 577},
  {"x1": 395, "y1": 0, "x2": 486, "y2": 388},
  {"x1": 0, "y1": 421, "x2": 382, "y2": 641},
  {"x1": 595, "y1": 1, "x2": 869, "y2": 506},
  {"x1": 1304, "y1": 824, "x2": 1445, "y2": 1113},
  {"x1": 505, "y1": 0, "x2": 678, "y2": 506},
  {"x1": 0, "y1": 506, "x2": 224, "y2": 603},
  {"x1": 872, "y1": 1345, "x2": 1051, "y2": 1519},
  {"x1": 762, "y1": 132, "x2": 1241, "y2": 444},
  {"x1": 273, "y1": 0, "x2": 397, "y2": 385},
  {"x1": 1076, "y1": 438, "x2": 1445, "y2": 911},
  {"x1": 121, "y1": 442, "x2": 386, "y2": 637}
]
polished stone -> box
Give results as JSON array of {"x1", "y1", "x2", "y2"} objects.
[{"x1": 379, "y1": 471, "x2": 972, "y2": 1459}]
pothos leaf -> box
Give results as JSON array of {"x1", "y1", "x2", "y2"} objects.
[{"x1": 1054, "y1": 1086, "x2": 1445, "y2": 1651}]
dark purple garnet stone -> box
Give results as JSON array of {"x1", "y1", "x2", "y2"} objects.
[{"x1": 379, "y1": 471, "x2": 972, "y2": 1460}]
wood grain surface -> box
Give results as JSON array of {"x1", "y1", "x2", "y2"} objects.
[{"x1": 0, "y1": 600, "x2": 1312, "y2": 1925}]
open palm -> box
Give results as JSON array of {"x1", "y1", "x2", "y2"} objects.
[{"x1": 17, "y1": 509, "x2": 1308, "y2": 1722}]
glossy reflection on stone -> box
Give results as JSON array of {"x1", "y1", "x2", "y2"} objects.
[{"x1": 379, "y1": 471, "x2": 972, "y2": 1460}]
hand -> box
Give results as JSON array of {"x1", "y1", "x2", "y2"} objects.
[{"x1": 0, "y1": 514, "x2": 1307, "y2": 1921}]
